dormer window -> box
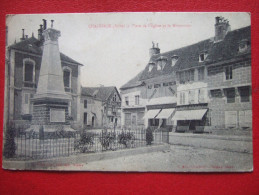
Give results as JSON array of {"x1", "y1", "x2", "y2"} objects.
[
  {"x1": 148, "y1": 61, "x2": 155, "y2": 72},
  {"x1": 239, "y1": 39, "x2": 250, "y2": 53},
  {"x1": 199, "y1": 52, "x2": 208, "y2": 62},
  {"x1": 171, "y1": 55, "x2": 179, "y2": 67},
  {"x1": 157, "y1": 64, "x2": 162, "y2": 71},
  {"x1": 157, "y1": 56, "x2": 167, "y2": 70}
]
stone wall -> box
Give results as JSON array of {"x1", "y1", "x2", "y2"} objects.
[{"x1": 207, "y1": 59, "x2": 252, "y2": 129}]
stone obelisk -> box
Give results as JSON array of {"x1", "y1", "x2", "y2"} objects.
[{"x1": 30, "y1": 21, "x2": 71, "y2": 132}]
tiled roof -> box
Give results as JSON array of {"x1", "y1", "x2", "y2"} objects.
[
  {"x1": 206, "y1": 26, "x2": 251, "y2": 64},
  {"x1": 9, "y1": 37, "x2": 83, "y2": 65},
  {"x1": 81, "y1": 86, "x2": 119, "y2": 102},
  {"x1": 121, "y1": 26, "x2": 251, "y2": 90},
  {"x1": 120, "y1": 70, "x2": 145, "y2": 90}
]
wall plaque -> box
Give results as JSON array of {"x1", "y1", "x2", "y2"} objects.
[{"x1": 50, "y1": 108, "x2": 65, "y2": 122}]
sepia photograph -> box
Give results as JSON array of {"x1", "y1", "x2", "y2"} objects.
[{"x1": 2, "y1": 12, "x2": 252, "y2": 172}]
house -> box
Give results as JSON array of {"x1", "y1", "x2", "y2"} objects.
[
  {"x1": 5, "y1": 20, "x2": 83, "y2": 127},
  {"x1": 80, "y1": 86, "x2": 121, "y2": 128},
  {"x1": 121, "y1": 16, "x2": 252, "y2": 132},
  {"x1": 120, "y1": 42, "x2": 177, "y2": 130}
]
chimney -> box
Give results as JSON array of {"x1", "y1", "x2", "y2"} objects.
[
  {"x1": 43, "y1": 19, "x2": 47, "y2": 30},
  {"x1": 149, "y1": 41, "x2": 160, "y2": 57},
  {"x1": 20, "y1": 29, "x2": 25, "y2": 41},
  {"x1": 38, "y1": 24, "x2": 44, "y2": 41},
  {"x1": 51, "y1": 20, "x2": 54, "y2": 28},
  {"x1": 214, "y1": 16, "x2": 231, "y2": 42}
]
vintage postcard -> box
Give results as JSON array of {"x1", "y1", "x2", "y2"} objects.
[{"x1": 2, "y1": 12, "x2": 252, "y2": 171}]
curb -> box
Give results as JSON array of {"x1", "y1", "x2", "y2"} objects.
[{"x1": 3, "y1": 144, "x2": 169, "y2": 170}]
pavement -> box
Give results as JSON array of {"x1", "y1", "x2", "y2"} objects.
[
  {"x1": 169, "y1": 132, "x2": 253, "y2": 154},
  {"x1": 49, "y1": 134, "x2": 253, "y2": 172}
]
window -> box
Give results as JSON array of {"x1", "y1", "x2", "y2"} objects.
[
  {"x1": 24, "y1": 62, "x2": 34, "y2": 82},
  {"x1": 226, "y1": 88, "x2": 235, "y2": 103},
  {"x1": 157, "y1": 56, "x2": 167, "y2": 70},
  {"x1": 148, "y1": 64, "x2": 154, "y2": 72},
  {"x1": 210, "y1": 89, "x2": 222, "y2": 98},
  {"x1": 180, "y1": 92, "x2": 186, "y2": 105},
  {"x1": 163, "y1": 82, "x2": 169, "y2": 87},
  {"x1": 84, "y1": 112, "x2": 88, "y2": 124},
  {"x1": 225, "y1": 66, "x2": 233, "y2": 80},
  {"x1": 63, "y1": 69, "x2": 70, "y2": 88},
  {"x1": 199, "y1": 53, "x2": 208, "y2": 62},
  {"x1": 179, "y1": 72, "x2": 185, "y2": 83},
  {"x1": 113, "y1": 94, "x2": 117, "y2": 102},
  {"x1": 125, "y1": 96, "x2": 129, "y2": 106},
  {"x1": 135, "y1": 95, "x2": 140, "y2": 105},
  {"x1": 188, "y1": 90, "x2": 195, "y2": 104},
  {"x1": 239, "y1": 39, "x2": 250, "y2": 53},
  {"x1": 148, "y1": 85, "x2": 152, "y2": 89},
  {"x1": 84, "y1": 100, "x2": 87, "y2": 108},
  {"x1": 240, "y1": 87, "x2": 250, "y2": 102},
  {"x1": 189, "y1": 70, "x2": 194, "y2": 81},
  {"x1": 198, "y1": 67, "x2": 205, "y2": 81},
  {"x1": 154, "y1": 84, "x2": 161, "y2": 88},
  {"x1": 198, "y1": 89, "x2": 205, "y2": 103},
  {"x1": 168, "y1": 82, "x2": 174, "y2": 86},
  {"x1": 179, "y1": 70, "x2": 194, "y2": 83},
  {"x1": 171, "y1": 55, "x2": 178, "y2": 67},
  {"x1": 23, "y1": 59, "x2": 35, "y2": 88}
]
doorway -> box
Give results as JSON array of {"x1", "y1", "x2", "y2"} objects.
[{"x1": 92, "y1": 116, "x2": 95, "y2": 127}]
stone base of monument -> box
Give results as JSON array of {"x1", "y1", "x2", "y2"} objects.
[
  {"x1": 25, "y1": 100, "x2": 78, "y2": 136},
  {"x1": 25, "y1": 125, "x2": 78, "y2": 133}
]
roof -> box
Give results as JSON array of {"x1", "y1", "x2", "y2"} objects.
[
  {"x1": 120, "y1": 70, "x2": 145, "y2": 90},
  {"x1": 147, "y1": 96, "x2": 177, "y2": 106},
  {"x1": 9, "y1": 37, "x2": 83, "y2": 66},
  {"x1": 121, "y1": 26, "x2": 251, "y2": 90},
  {"x1": 81, "y1": 86, "x2": 120, "y2": 102}
]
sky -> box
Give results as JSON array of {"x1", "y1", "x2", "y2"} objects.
[{"x1": 6, "y1": 12, "x2": 251, "y2": 90}]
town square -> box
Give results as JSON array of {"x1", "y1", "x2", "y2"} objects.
[{"x1": 3, "y1": 13, "x2": 252, "y2": 171}]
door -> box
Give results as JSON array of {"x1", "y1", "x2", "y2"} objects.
[
  {"x1": 22, "y1": 93, "x2": 30, "y2": 114},
  {"x1": 132, "y1": 115, "x2": 137, "y2": 127},
  {"x1": 92, "y1": 116, "x2": 95, "y2": 127},
  {"x1": 84, "y1": 112, "x2": 87, "y2": 125}
]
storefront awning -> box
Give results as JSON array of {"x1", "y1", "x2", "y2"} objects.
[
  {"x1": 143, "y1": 109, "x2": 161, "y2": 119},
  {"x1": 156, "y1": 108, "x2": 175, "y2": 119},
  {"x1": 172, "y1": 109, "x2": 208, "y2": 120}
]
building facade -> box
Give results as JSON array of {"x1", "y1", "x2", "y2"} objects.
[
  {"x1": 121, "y1": 16, "x2": 252, "y2": 132},
  {"x1": 80, "y1": 86, "x2": 121, "y2": 128},
  {"x1": 5, "y1": 21, "x2": 83, "y2": 127}
]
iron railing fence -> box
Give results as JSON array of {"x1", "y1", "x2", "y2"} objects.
[{"x1": 4, "y1": 128, "x2": 168, "y2": 160}]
